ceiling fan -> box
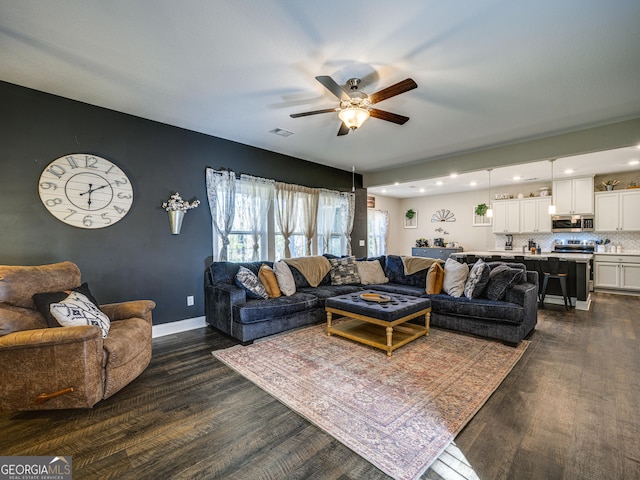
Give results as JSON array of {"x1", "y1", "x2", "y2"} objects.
[{"x1": 290, "y1": 75, "x2": 418, "y2": 136}]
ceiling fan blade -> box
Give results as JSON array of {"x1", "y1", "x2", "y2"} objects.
[
  {"x1": 290, "y1": 108, "x2": 337, "y2": 118},
  {"x1": 368, "y1": 78, "x2": 417, "y2": 104},
  {"x1": 316, "y1": 75, "x2": 350, "y2": 101},
  {"x1": 337, "y1": 122, "x2": 350, "y2": 136},
  {"x1": 369, "y1": 108, "x2": 410, "y2": 125}
]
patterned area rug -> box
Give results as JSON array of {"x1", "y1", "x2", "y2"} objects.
[{"x1": 213, "y1": 323, "x2": 528, "y2": 480}]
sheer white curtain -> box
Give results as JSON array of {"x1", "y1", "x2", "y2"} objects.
[
  {"x1": 297, "y1": 186, "x2": 319, "y2": 256},
  {"x1": 340, "y1": 192, "x2": 356, "y2": 255},
  {"x1": 240, "y1": 174, "x2": 275, "y2": 261},
  {"x1": 368, "y1": 209, "x2": 389, "y2": 256},
  {"x1": 206, "y1": 169, "x2": 236, "y2": 261},
  {"x1": 274, "y1": 182, "x2": 298, "y2": 258},
  {"x1": 318, "y1": 189, "x2": 341, "y2": 254}
]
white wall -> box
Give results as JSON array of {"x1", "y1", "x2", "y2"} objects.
[
  {"x1": 397, "y1": 190, "x2": 495, "y2": 254},
  {"x1": 370, "y1": 180, "x2": 553, "y2": 255}
]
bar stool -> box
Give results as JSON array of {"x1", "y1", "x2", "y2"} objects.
[
  {"x1": 466, "y1": 254, "x2": 477, "y2": 265},
  {"x1": 539, "y1": 257, "x2": 571, "y2": 310}
]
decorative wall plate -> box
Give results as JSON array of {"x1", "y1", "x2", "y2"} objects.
[{"x1": 431, "y1": 209, "x2": 456, "y2": 222}]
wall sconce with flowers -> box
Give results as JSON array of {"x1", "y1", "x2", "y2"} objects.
[{"x1": 162, "y1": 192, "x2": 200, "y2": 234}]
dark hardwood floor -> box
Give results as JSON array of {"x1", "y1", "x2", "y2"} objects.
[{"x1": 1, "y1": 292, "x2": 639, "y2": 479}]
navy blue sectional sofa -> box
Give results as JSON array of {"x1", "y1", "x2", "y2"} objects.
[{"x1": 204, "y1": 255, "x2": 538, "y2": 346}]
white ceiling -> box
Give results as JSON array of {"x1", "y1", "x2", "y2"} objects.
[{"x1": 2, "y1": 1, "x2": 640, "y2": 178}]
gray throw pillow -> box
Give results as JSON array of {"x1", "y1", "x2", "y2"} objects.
[
  {"x1": 464, "y1": 259, "x2": 491, "y2": 298},
  {"x1": 329, "y1": 256, "x2": 361, "y2": 285},
  {"x1": 485, "y1": 264, "x2": 523, "y2": 301},
  {"x1": 235, "y1": 266, "x2": 268, "y2": 299}
]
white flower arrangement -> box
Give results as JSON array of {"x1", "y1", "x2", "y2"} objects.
[{"x1": 162, "y1": 192, "x2": 200, "y2": 212}]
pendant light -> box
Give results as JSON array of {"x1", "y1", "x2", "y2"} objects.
[
  {"x1": 486, "y1": 168, "x2": 493, "y2": 218},
  {"x1": 548, "y1": 159, "x2": 556, "y2": 215}
]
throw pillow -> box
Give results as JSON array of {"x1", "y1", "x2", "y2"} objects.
[
  {"x1": 426, "y1": 261, "x2": 444, "y2": 294},
  {"x1": 329, "y1": 256, "x2": 361, "y2": 286},
  {"x1": 273, "y1": 261, "x2": 296, "y2": 296},
  {"x1": 464, "y1": 259, "x2": 491, "y2": 298},
  {"x1": 442, "y1": 258, "x2": 469, "y2": 298},
  {"x1": 355, "y1": 260, "x2": 388, "y2": 285},
  {"x1": 235, "y1": 266, "x2": 268, "y2": 300},
  {"x1": 33, "y1": 282, "x2": 102, "y2": 329},
  {"x1": 49, "y1": 291, "x2": 111, "y2": 338},
  {"x1": 485, "y1": 264, "x2": 524, "y2": 301},
  {"x1": 258, "y1": 264, "x2": 281, "y2": 298}
]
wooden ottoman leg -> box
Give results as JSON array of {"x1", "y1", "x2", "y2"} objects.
[
  {"x1": 425, "y1": 310, "x2": 431, "y2": 336},
  {"x1": 326, "y1": 311, "x2": 332, "y2": 336},
  {"x1": 386, "y1": 326, "x2": 393, "y2": 357}
]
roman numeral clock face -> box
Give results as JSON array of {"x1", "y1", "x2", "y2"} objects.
[{"x1": 38, "y1": 154, "x2": 133, "y2": 229}]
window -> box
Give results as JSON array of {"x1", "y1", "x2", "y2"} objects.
[
  {"x1": 226, "y1": 190, "x2": 262, "y2": 262},
  {"x1": 317, "y1": 190, "x2": 346, "y2": 256},
  {"x1": 368, "y1": 209, "x2": 389, "y2": 257},
  {"x1": 207, "y1": 168, "x2": 354, "y2": 261}
]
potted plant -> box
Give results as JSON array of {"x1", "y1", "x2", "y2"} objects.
[
  {"x1": 475, "y1": 203, "x2": 488, "y2": 216},
  {"x1": 601, "y1": 180, "x2": 620, "y2": 191},
  {"x1": 405, "y1": 209, "x2": 416, "y2": 220}
]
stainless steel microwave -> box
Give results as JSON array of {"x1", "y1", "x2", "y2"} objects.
[{"x1": 551, "y1": 215, "x2": 594, "y2": 233}]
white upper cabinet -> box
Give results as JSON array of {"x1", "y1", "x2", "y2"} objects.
[
  {"x1": 492, "y1": 200, "x2": 520, "y2": 233},
  {"x1": 553, "y1": 177, "x2": 594, "y2": 214},
  {"x1": 520, "y1": 197, "x2": 552, "y2": 233},
  {"x1": 595, "y1": 189, "x2": 640, "y2": 232}
]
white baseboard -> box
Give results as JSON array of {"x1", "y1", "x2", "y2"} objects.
[{"x1": 152, "y1": 316, "x2": 207, "y2": 338}]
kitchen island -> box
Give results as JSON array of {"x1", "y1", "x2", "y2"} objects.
[{"x1": 450, "y1": 250, "x2": 592, "y2": 310}]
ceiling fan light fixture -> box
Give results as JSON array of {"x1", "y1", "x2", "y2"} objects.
[{"x1": 338, "y1": 106, "x2": 370, "y2": 130}]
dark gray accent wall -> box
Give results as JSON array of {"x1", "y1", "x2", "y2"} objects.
[{"x1": 0, "y1": 81, "x2": 366, "y2": 324}]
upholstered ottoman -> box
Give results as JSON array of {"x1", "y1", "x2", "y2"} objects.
[{"x1": 325, "y1": 291, "x2": 432, "y2": 356}]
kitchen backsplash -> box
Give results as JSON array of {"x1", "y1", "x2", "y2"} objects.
[{"x1": 494, "y1": 232, "x2": 640, "y2": 252}]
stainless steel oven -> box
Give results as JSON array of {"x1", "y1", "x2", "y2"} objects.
[{"x1": 551, "y1": 215, "x2": 594, "y2": 233}]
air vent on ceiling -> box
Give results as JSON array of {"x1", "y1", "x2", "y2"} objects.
[{"x1": 270, "y1": 128, "x2": 294, "y2": 137}]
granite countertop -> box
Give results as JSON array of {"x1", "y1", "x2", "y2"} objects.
[
  {"x1": 450, "y1": 251, "x2": 594, "y2": 262},
  {"x1": 592, "y1": 250, "x2": 640, "y2": 256}
]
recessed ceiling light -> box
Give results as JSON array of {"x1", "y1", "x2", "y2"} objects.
[
  {"x1": 564, "y1": 169, "x2": 574, "y2": 174},
  {"x1": 436, "y1": 181, "x2": 443, "y2": 186},
  {"x1": 394, "y1": 182, "x2": 400, "y2": 186},
  {"x1": 419, "y1": 188, "x2": 425, "y2": 193},
  {"x1": 470, "y1": 181, "x2": 477, "y2": 186},
  {"x1": 450, "y1": 173, "x2": 458, "y2": 178},
  {"x1": 629, "y1": 159, "x2": 639, "y2": 166},
  {"x1": 513, "y1": 176, "x2": 521, "y2": 181},
  {"x1": 381, "y1": 189, "x2": 387, "y2": 193}
]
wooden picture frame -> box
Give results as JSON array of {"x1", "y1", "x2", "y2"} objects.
[
  {"x1": 404, "y1": 210, "x2": 418, "y2": 229},
  {"x1": 472, "y1": 206, "x2": 492, "y2": 226}
]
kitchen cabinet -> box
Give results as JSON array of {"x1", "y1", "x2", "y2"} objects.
[
  {"x1": 595, "y1": 189, "x2": 640, "y2": 232},
  {"x1": 492, "y1": 200, "x2": 520, "y2": 233},
  {"x1": 553, "y1": 176, "x2": 594, "y2": 214},
  {"x1": 594, "y1": 254, "x2": 640, "y2": 291},
  {"x1": 520, "y1": 197, "x2": 552, "y2": 233}
]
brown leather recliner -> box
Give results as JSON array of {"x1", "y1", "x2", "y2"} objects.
[{"x1": 0, "y1": 262, "x2": 155, "y2": 410}]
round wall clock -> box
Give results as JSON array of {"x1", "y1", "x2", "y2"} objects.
[{"x1": 38, "y1": 154, "x2": 133, "y2": 229}]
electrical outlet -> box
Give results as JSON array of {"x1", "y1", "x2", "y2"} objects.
[
  {"x1": 359, "y1": 239, "x2": 365, "y2": 247},
  {"x1": 186, "y1": 295, "x2": 194, "y2": 306}
]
